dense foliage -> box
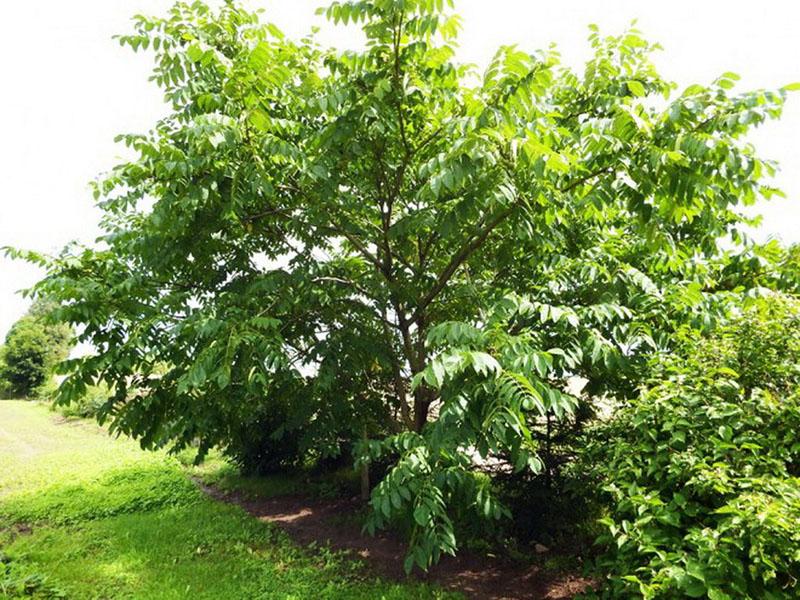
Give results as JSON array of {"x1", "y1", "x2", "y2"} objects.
[
  {"x1": 586, "y1": 295, "x2": 800, "y2": 598},
  {"x1": 0, "y1": 300, "x2": 71, "y2": 397},
  {"x1": 10, "y1": 0, "x2": 797, "y2": 573}
]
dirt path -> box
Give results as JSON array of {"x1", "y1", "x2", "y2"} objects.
[{"x1": 198, "y1": 483, "x2": 594, "y2": 600}]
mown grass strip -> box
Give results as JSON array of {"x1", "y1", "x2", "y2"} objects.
[{"x1": 0, "y1": 401, "x2": 457, "y2": 600}]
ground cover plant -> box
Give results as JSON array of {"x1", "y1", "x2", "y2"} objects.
[
  {"x1": 0, "y1": 400, "x2": 455, "y2": 599},
  {"x1": 8, "y1": 0, "x2": 800, "y2": 592}
]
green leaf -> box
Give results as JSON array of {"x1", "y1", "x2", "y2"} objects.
[
  {"x1": 186, "y1": 43, "x2": 204, "y2": 63},
  {"x1": 627, "y1": 80, "x2": 646, "y2": 97}
]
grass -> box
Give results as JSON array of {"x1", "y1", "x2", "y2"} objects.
[
  {"x1": 190, "y1": 454, "x2": 362, "y2": 502},
  {"x1": 0, "y1": 400, "x2": 457, "y2": 599}
]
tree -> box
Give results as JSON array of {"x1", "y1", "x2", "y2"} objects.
[
  {"x1": 13, "y1": 0, "x2": 795, "y2": 569},
  {"x1": 1, "y1": 300, "x2": 72, "y2": 397}
]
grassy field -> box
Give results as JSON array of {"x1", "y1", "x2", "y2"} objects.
[{"x1": 0, "y1": 400, "x2": 455, "y2": 599}]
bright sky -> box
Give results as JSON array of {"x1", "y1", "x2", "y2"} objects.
[{"x1": 1, "y1": 0, "x2": 798, "y2": 340}]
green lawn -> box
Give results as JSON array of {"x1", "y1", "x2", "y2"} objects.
[{"x1": 0, "y1": 400, "x2": 455, "y2": 599}]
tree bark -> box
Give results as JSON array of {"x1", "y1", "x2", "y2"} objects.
[
  {"x1": 360, "y1": 425, "x2": 370, "y2": 501},
  {"x1": 412, "y1": 386, "x2": 435, "y2": 433},
  {"x1": 413, "y1": 396, "x2": 429, "y2": 432}
]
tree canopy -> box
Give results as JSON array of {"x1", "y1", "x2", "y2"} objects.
[
  {"x1": 0, "y1": 300, "x2": 72, "y2": 397},
  {"x1": 12, "y1": 0, "x2": 797, "y2": 571}
]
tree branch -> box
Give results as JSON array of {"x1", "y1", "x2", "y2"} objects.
[
  {"x1": 414, "y1": 164, "x2": 616, "y2": 319},
  {"x1": 415, "y1": 203, "x2": 516, "y2": 319}
]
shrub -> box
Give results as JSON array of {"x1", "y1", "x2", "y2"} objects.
[
  {"x1": 585, "y1": 295, "x2": 800, "y2": 598},
  {"x1": 224, "y1": 400, "x2": 306, "y2": 475},
  {"x1": 699, "y1": 294, "x2": 800, "y2": 397},
  {"x1": 52, "y1": 383, "x2": 109, "y2": 418},
  {"x1": 0, "y1": 366, "x2": 11, "y2": 399}
]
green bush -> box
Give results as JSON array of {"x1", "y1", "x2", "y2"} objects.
[
  {"x1": 703, "y1": 295, "x2": 800, "y2": 396},
  {"x1": 224, "y1": 399, "x2": 307, "y2": 475},
  {"x1": 52, "y1": 384, "x2": 108, "y2": 418},
  {"x1": 585, "y1": 295, "x2": 800, "y2": 599},
  {"x1": 0, "y1": 368, "x2": 11, "y2": 399}
]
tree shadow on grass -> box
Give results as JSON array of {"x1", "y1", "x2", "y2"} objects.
[{"x1": 1, "y1": 464, "x2": 453, "y2": 600}]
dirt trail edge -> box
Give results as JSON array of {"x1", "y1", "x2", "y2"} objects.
[{"x1": 197, "y1": 481, "x2": 594, "y2": 600}]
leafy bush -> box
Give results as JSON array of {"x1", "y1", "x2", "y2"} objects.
[
  {"x1": 776, "y1": 244, "x2": 800, "y2": 293},
  {"x1": 52, "y1": 383, "x2": 109, "y2": 418},
  {"x1": 585, "y1": 295, "x2": 800, "y2": 599},
  {"x1": 224, "y1": 399, "x2": 307, "y2": 475},
  {"x1": 0, "y1": 368, "x2": 11, "y2": 399},
  {"x1": 705, "y1": 295, "x2": 800, "y2": 396}
]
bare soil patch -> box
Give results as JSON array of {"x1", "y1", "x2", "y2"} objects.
[{"x1": 198, "y1": 482, "x2": 594, "y2": 600}]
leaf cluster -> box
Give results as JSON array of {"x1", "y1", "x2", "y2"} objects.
[{"x1": 584, "y1": 294, "x2": 800, "y2": 599}]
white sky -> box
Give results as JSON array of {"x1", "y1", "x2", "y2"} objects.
[{"x1": 1, "y1": 0, "x2": 798, "y2": 340}]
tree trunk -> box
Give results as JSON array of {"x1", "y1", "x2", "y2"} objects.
[
  {"x1": 413, "y1": 401, "x2": 428, "y2": 432},
  {"x1": 544, "y1": 413, "x2": 553, "y2": 488},
  {"x1": 411, "y1": 320, "x2": 432, "y2": 433},
  {"x1": 360, "y1": 425, "x2": 370, "y2": 501},
  {"x1": 412, "y1": 387, "x2": 434, "y2": 433},
  {"x1": 360, "y1": 461, "x2": 370, "y2": 501}
]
